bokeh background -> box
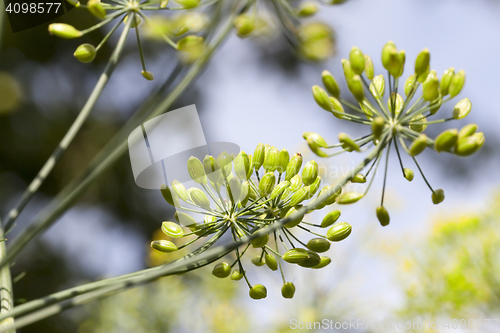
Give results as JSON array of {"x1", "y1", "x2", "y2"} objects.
[{"x1": 1, "y1": 0, "x2": 500, "y2": 332}]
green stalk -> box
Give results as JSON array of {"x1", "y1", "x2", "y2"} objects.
[
  {"x1": 2, "y1": 19, "x2": 133, "y2": 233},
  {"x1": 0, "y1": 225, "x2": 14, "y2": 333}
]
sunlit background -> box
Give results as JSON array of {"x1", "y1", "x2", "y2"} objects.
[{"x1": 1, "y1": 0, "x2": 500, "y2": 332}]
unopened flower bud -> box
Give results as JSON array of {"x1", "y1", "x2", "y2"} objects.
[
  {"x1": 449, "y1": 70, "x2": 465, "y2": 98},
  {"x1": 48, "y1": 23, "x2": 82, "y2": 39},
  {"x1": 251, "y1": 255, "x2": 266, "y2": 266},
  {"x1": 312, "y1": 256, "x2": 331, "y2": 269},
  {"x1": 249, "y1": 284, "x2": 267, "y2": 300},
  {"x1": 282, "y1": 248, "x2": 309, "y2": 263},
  {"x1": 259, "y1": 172, "x2": 276, "y2": 196},
  {"x1": 88, "y1": 0, "x2": 106, "y2": 19},
  {"x1": 297, "y1": 1, "x2": 318, "y2": 16},
  {"x1": 312, "y1": 85, "x2": 332, "y2": 111},
  {"x1": 230, "y1": 269, "x2": 244, "y2": 280},
  {"x1": 422, "y1": 77, "x2": 439, "y2": 101},
  {"x1": 251, "y1": 233, "x2": 269, "y2": 248},
  {"x1": 351, "y1": 173, "x2": 366, "y2": 183},
  {"x1": 453, "y1": 97, "x2": 472, "y2": 119},
  {"x1": 74, "y1": 43, "x2": 96, "y2": 63},
  {"x1": 321, "y1": 210, "x2": 341, "y2": 228},
  {"x1": 339, "y1": 133, "x2": 361, "y2": 152},
  {"x1": 403, "y1": 168, "x2": 414, "y2": 182},
  {"x1": 302, "y1": 160, "x2": 319, "y2": 186},
  {"x1": 432, "y1": 189, "x2": 445, "y2": 205},
  {"x1": 252, "y1": 144, "x2": 265, "y2": 171},
  {"x1": 307, "y1": 238, "x2": 331, "y2": 253},
  {"x1": 161, "y1": 221, "x2": 184, "y2": 238},
  {"x1": 151, "y1": 240, "x2": 178, "y2": 253},
  {"x1": 281, "y1": 282, "x2": 296, "y2": 299},
  {"x1": 440, "y1": 68, "x2": 455, "y2": 96},
  {"x1": 458, "y1": 123, "x2": 478, "y2": 140},
  {"x1": 371, "y1": 117, "x2": 386, "y2": 140},
  {"x1": 160, "y1": 184, "x2": 178, "y2": 207},
  {"x1": 140, "y1": 71, "x2": 154, "y2": 81},
  {"x1": 405, "y1": 74, "x2": 417, "y2": 97},
  {"x1": 347, "y1": 75, "x2": 364, "y2": 102},
  {"x1": 321, "y1": 70, "x2": 340, "y2": 98},
  {"x1": 233, "y1": 14, "x2": 255, "y2": 37},
  {"x1": 415, "y1": 48, "x2": 430, "y2": 76},
  {"x1": 326, "y1": 222, "x2": 352, "y2": 241},
  {"x1": 172, "y1": 180, "x2": 189, "y2": 202},
  {"x1": 349, "y1": 47, "x2": 365, "y2": 75},
  {"x1": 336, "y1": 191, "x2": 363, "y2": 204},
  {"x1": 212, "y1": 262, "x2": 231, "y2": 278},
  {"x1": 298, "y1": 250, "x2": 322, "y2": 268},
  {"x1": 285, "y1": 153, "x2": 303, "y2": 181},
  {"x1": 435, "y1": 129, "x2": 458, "y2": 153},
  {"x1": 410, "y1": 134, "x2": 428, "y2": 156},
  {"x1": 364, "y1": 54, "x2": 374, "y2": 80},
  {"x1": 265, "y1": 254, "x2": 278, "y2": 271},
  {"x1": 376, "y1": 206, "x2": 390, "y2": 226}
]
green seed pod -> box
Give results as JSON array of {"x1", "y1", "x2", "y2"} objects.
[
  {"x1": 186, "y1": 223, "x2": 208, "y2": 237},
  {"x1": 88, "y1": 0, "x2": 106, "y2": 19},
  {"x1": 259, "y1": 172, "x2": 276, "y2": 196},
  {"x1": 176, "y1": 0, "x2": 200, "y2": 9},
  {"x1": 234, "y1": 151, "x2": 251, "y2": 180},
  {"x1": 404, "y1": 168, "x2": 414, "y2": 182},
  {"x1": 435, "y1": 129, "x2": 458, "y2": 153},
  {"x1": 263, "y1": 146, "x2": 279, "y2": 172},
  {"x1": 188, "y1": 188, "x2": 210, "y2": 209},
  {"x1": 417, "y1": 64, "x2": 430, "y2": 83},
  {"x1": 432, "y1": 189, "x2": 445, "y2": 205},
  {"x1": 321, "y1": 70, "x2": 340, "y2": 98},
  {"x1": 351, "y1": 173, "x2": 366, "y2": 183},
  {"x1": 336, "y1": 191, "x2": 363, "y2": 204},
  {"x1": 324, "y1": 187, "x2": 342, "y2": 205},
  {"x1": 309, "y1": 176, "x2": 321, "y2": 195},
  {"x1": 240, "y1": 181, "x2": 250, "y2": 205},
  {"x1": 230, "y1": 269, "x2": 244, "y2": 281},
  {"x1": 329, "y1": 96, "x2": 345, "y2": 119},
  {"x1": 307, "y1": 238, "x2": 331, "y2": 253},
  {"x1": 282, "y1": 248, "x2": 309, "y2": 263},
  {"x1": 415, "y1": 48, "x2": 430, "y2": 76},
  {"x1": 360, "y1": 101, "x2": 375, "y2": 118},
  {"x1": 161, "y1": 221, "x2": 184, "y2": 238},
  {"x1": 327, "y1": 222, "x2": 352, "y2": 242},
  {"x1": 171, "y1": 180, "x2": 189, "y2": 202},
  {"x1": 141, "y1": 71, "x2": 154, "y2": 81},
  {"x1": 124, "y1": 13, "x2": 142, "y2": 28},
  {"x1": 474, "y1": 132, "x2": 485, "y2": 149},
  {"x1": 321, "y1": 210, "x2": 341, "y2": 228},
  {"x1": 281, "y1": 282, "x2": 296, "y2": 299},
  {"x1": 285, "y1": 153, "x2": 303, "y2": 181},
  {"x1": 270, "y1": 181, "x2": 290, "y2": 200},
  {"x1": 347, "y1": 75, "x2": 365, "y2": 102},
  {"x1": 289, "y1": 174, "x2": 303, "y2": 192},
  {"x1": 276, "y1": 149, "x2": 290, "y2": 174},
  {"x1": 364, "y1": 54, "x2": 374, "y2": 80},
  {"x1": 48, "y1": 23, "x2": 83, "y2": 39},
  {"x1": 429, "y1": 93, "x2": 443, "y2": 115},
  {"x1": 233, "y1": 14, "x2": 255, "y2": 38},
  {"x1": 284, "y1": 206, "x2": 304, "y2": 228},
  {"x1": 298, "y1": 250, "x2": 322, "y2": 268},
  {"x1": 349, "y1": 47, "x2": 365, "y2": 75},
  {"x1": 440, "y1": 68, "x2": 455, "y2": 96},
  {"x1": 174, "y1": 211, "x2": 196, "y2": 226},
  {"x1": 217, "y1": 151, "x2": 233, "y2": 178},
  {"x1": 339, "y1": 133, "x2": 361, "y2": 152},
  {"x1": 376, "y1": 206, "x2": 390, "y2": 226},
  {"x1": 212, "y1": 262, "x2": 231, "y2": 278},
  {"x1": 151, "y1": 240, "x2": 178, "y2": 253},
  {"x1": 74, "y1": 44, "x2": 96, "y2": 63},
  {"x1": 160, "y1": 184, "x2": 178, "y2": 207},
  {"x1": 455, "y1": 134, "x2": 483, "y2": 156},
  {"x1": 341, "y1": 59, "x2": 355, "y2": 81},
  {"x1": 381, "y1": 41, "x2": 396, "y2": 70},
  {"x1": 302, "y1": 160, "x2": 319, "y2": 186},
  {"x1": 251, "y1": 233, "x2": 269, "y2": 248},
  {"x1": 303, "y1": 132, "x2": 327, "y2": 148},
  {"x1": 289, "y1": 187, "x2": 310, "y2": 207},
  {"x1": 297, "y1": 1, "x2": 318, "y2": 16},
  {"x1": 253, "y1": 144, "x2": 265, "y2": 171},
  {"x1": 387, "y1": 93, "x2": 404, "y2": 115},
  {"x1": 265, "y1": 254, "x2": 278, "y2": 271},
  {"x1": 203, "y1": 155, "x2": 222, "y2": 183},
  {"x1": 312, "y1": 256, "x2": 332, "y2": 269},
  {"x1": 187, "y1": 156, "x2": 207, "y2": 184},
  {"x1": 422, "y1": 77, "x2": 439, "y2": 101},
  {"x1": 453, "y1": 98, "x2": 472, "y2": 119},
  {"x1": 410, "y1": 115, "x2": 427, "y2": 132},
  {"x1": 371, "y1": 117, "x2": 386, "y2": 140},
  {"x1": 370, "y1": 75, "x2": 385, "y2": 98},
  {"x1": 388, "y1": 49, "x2": 405, "y2": 78},
  {"x1": 458, "y1": 123, "x2": 478, "y2": 140},
  {"x1": 249, "y1": 284, "x2": 267, "y2": 300},
  {"x1": 251, "y1": 256, "x2": 266, "y2": 266},
  {"x1": 306, "y1": 138, "x2": 328, "y2": 157},
  {"x1": 405, "y1": 74, "x2": 417, "y2": 97},
  {"x1": 410, "y1": 134, "x2": 428, "y2": 156},
  {"x1": 312, "y1": 85, "x2": 332, "y2": 111},
  {"x1": 449, "y1": 70, "x2": 465, "y2": 98}
]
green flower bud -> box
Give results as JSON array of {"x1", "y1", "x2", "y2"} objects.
[
  {"x1": 432, "y1": 189, "x2": 445, "y2": 205},
  {"x1": 289, "y1": 187, "x2": 310, "y2": 207},
  {"x1": 339, "y1": 133, "x2": 361, "y2": 152},
  {"x1": 141, "y1": 71, "x2": 154, "y2": 81},
  {"x1": 309, "y1": 176, "x2": 321, "y2": 195},
  {"x1": 312, "y1": 85, "x2": 332, "y2": 111},
  {"x1": 187, "y1": 156, "x2": 207, "y2": 184},
  {"x1": 264, "y1": 146, "x2": 279, "y2": 172},
  {"x1": 175, "y1": 0, "x2": 200, "y2": 9},
  {"x1": 259, "y1": 172, "x2": 276, "y2": 196},
  {"x1": 364, "y1": 54, "x2": 374, "y2": 80},
  {"x1": 212, "y1": 262, "x2": 231, "y2": 278},
  {"x1": 351, "y1": 173, "x2": 366, "y2": 183},
  {"x1": 151, "y1": 240, "x2": 178, "y2": 252},
  {"x1": 370, "y1": 75, "x2": 385, "y2": 98},
  {"x1": 249, "y1": 284, "x2": 267, "y2": 300},
  {"x1": 458, "y1": 124, "x2": 478, "y2": 140},
  {"x1": 302, "y1": 160, "x2": 319, "y2": 186},
  {"x1": 171, "y1": 180, "x2": 189, "y2": 202},
  {"x1": 285, "y1": 153, "x2": 303, "y2": 181},
  {"x1": 281, "y1": 282, "x2": 296, "y2": 299},
  {"x1": 321, "y1": 210, "x2": 341, "y2": 228},
  {"x1": 435, "y1": 129, "x2": 458, "y2": 153},
  {"x1": 307, "y1": 238, "x2": 331, "y2": 253},
  {"x1": 417, "y1": 64, "x2": 430, "y2": 83},
  {"x1": 74, "y1": 44, "x2": 96, "y2": 63},
  {"x1": 336, "y1": 191, "x2": 363, "y2": 204},
  {"x1": 282, "y1": 248, "x2": 309, "y2": 263},
  {"x1": 349, "y1": 47, "x2": 365, "y2": 75},
  {"x1": 233, "y1": 14, "x2": 255, "y2": 38},
  {"x1": 160, "y1": 184, "x2": 178, "y2": 207},
  {"x1": 415, "y1": 48, "x2": 430, "y2": 76},
  {"x1": 303, "y1": 132, "x2": 327, "y2": 148},
  {"x1": 381, "y1": 41, "x2": 396, "y2": 70},
  {"x1": 265, "y1": 254, "x2": 278, "y2": 271},
  {"x1": 449, "y1": 70, "x2": 465, "y2": 98},
  {"x1": 48, "y1": 23, "x2": 83, "y2": 39},
  {"x1": 284, "y1": 206, "x2": 304, "y2": 228},
  {"x1": 217, "y1": 151, "x2": 233, "y2": 178},
  {"x1": 376, "y1": 206, "x2": 390, "y2": 226},
  {"x1": 270, "y1": 181, "x2": 290, "y2": 200},
  {"x1": 230, "y1": 269, "x2": 244, "y2": 280},
  {"x1": 329, "y1": 96, "x2": 345, "y2": 119},
  {"x1": 422, "y1": 77, "x2": 439, "y2": 101},
  {"x1": 203, "y1": 155, "x2": 222, "y2": 183},
  {"x1": 88, "y1": 0, "x2": 106, "y2": 19},
  {"x1": 388, "y1": 49, "x2": 405, "y2": 78},
  {"x1": 453, "y1": 97, "x2": 472, "y2": 119},
  {"x1": 326, "y1": 222, "x2": 352, "y2": 241},
  {"x1": 404, "y1": 168, "x2": 414, "y2": 182},
  {"x1": 341, "y1": 59, "x2": 355, "y2": 81},
  {"x1": 189, "y1": 187, "x2": 210, "y2": 209},
  {"x1": 312, "y1": 256, "x2": 331, "y2": 269},
  {"x1": 234, "y1": 151, "x2": 251, "y2": 180},
  {"x1": 276, "y1": 149, "x2": 290, "y2": 174},
  {"x1": 321, "y1": 70, "x2": 340, "y2": 98},
  {"x1": 289, "y1": 174, "x2": 303, "y2": 192},
  {"x1": 347, "y1": 75, "x2": 365, "y2": 102},
  {"x1": 124, "y1": 13, "x2": 142, "y2": 28},
  {"x1": 410, "y1": 115, "x2": 427, "y2": 132},
  {"x1": 405, "y1": 74, "x2": 417, "y2": 97},
  {"x1": 253, "y1": 144, "x2": 265, "y2": 171},
  {"x1": 297, "y1": 1, "x2": 318, "y2": 16},
  {"x1": 371, "y1": 117, "x2": 386, "y2": 140},
  {"x1": 410, "y1": 134, "x2": 428, "y2": 156},
  {"x1": 251, "y1": 256, "x2": 266, "y2": 266},
  {"x1": 455, "y1": 133, "x2": 484, "y2": 156},
  {"x1": 298, "y1": 250, "x2": 322, "y2": 268},
  {"x1": 175, "y1": 211, "x2": 196, "y2": 225},
  {"x1": 161, "y1": 221, "x2": 184, "y2": 238},
  {"x1": 440, "y1": 68, "x2": 455, "y2": 96},
  {"x1": 251, "y1": 233, "x2": 269, "y2": 248}
]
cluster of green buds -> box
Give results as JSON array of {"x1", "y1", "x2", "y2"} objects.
[
  {"x1": 308, "y1": 41, "x2": 484, "y2": 226},
  {"x1": 48, "y1": 0, "x2": 206, "y2": 79},
  {"x1": 151, "y1": 144, "x2": 354, "y2": 299}
]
